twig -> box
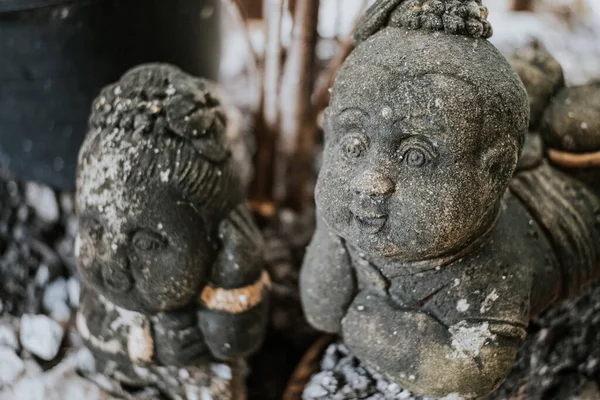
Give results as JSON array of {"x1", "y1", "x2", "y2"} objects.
[
  {"x1": 512, "y1": 0, "x2": 534, "y2": 11},
  {"x1": 263, "y1": 0, "x2": 286, "y2": 129},
  {"x1": 312, "y1": 0, "x2": 367, "y2": 113},
  {"x1": 277, "y1": 0, "x2": 320, "y2": 210},
  {"x1": 251, "y1": 0, "x2": 286, "y2": 202},
  {"x1": 311, "y1": 36, "x2": 353, "y2": 113}
]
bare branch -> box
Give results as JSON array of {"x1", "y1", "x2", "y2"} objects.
[
  {"x1": 312, "y1": 0, "x2": 367, "y2": 113},
  {"x1": 263, "y1": 0, "x2": 286, "y2": 129},
  {"x1": 512, "y1": 0, "x2": 534, "y2": 11},
  {"x1": 250, "y1": 0, "x2": 286, "y2": 202},
  {"x1": 311, "y1": 36, "x2": 353, "y2": 114},
  {"x1": 277, "y1": 0, "x2": 320, "y2": 209}
]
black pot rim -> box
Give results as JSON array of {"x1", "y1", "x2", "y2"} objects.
[{"x1": 0, "y1": 0, "x2": 99, "y2": 13}]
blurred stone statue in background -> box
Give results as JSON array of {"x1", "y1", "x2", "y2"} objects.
[{"x1": 75, "y1": 64, "x2": 270, "y2": 399}]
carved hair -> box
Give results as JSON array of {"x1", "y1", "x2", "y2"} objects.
[
  {"x1": 78, "y1": 64, "x2": 239, "y2": 211},
  {"x1": 355, "y1": 0, "x2": 492, "y2": 44}
]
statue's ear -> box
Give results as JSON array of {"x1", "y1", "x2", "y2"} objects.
[{"x1": 482, "y1": 139, "x2": 519, "y2": 195}]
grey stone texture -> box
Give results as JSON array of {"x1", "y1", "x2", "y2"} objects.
[{"x1": 300, "y1": 1, "x2": 600, "y2": 398}]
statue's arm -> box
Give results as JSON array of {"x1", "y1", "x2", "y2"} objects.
[
  {"x1": 342, "y1": 290, "x2": 524, "y2": 399},
  {"x1": 300, "y1": 216, "x2": 357, "y2": 334},
  {"x1": 198, "y1": 203, "x2": 269, "y2": 360}
]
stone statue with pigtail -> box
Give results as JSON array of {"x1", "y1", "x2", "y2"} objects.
[
  {"x1": 74, "y1": 64, "x2": 269, "y2": 398},
  {"x1": 300, "y1": 0, "x2": 600, "y2": 398}
]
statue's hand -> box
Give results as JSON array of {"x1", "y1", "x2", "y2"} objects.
[
  {"x1": 198, "y1": 203, "x2": 268, "y2": 360},
  {"x1": 151, "y1": 309, "x2": 210, "y2": 367},
  {"x1": 214, "y1": 203, "x2": 264, "y2": 287}
]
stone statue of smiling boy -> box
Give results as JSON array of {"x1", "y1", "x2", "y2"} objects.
[{"x1": 300, "y1": 0, "x2": 600, "y2": 398}]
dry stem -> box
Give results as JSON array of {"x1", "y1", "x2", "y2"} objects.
[
  {"x1": 512, "y1": 0, "x2": 534, "y2": 11},
  {"x1": 251, "y1": 0, "x2": 286, "y2": 202},
  {"x1": 277, "y1": 0, "x2": 320, "y2": 209}
]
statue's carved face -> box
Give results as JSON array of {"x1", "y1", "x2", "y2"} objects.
[
  {"x1": 75, "y1": 148, "x2": 216, "y2": 314},
  {"x1": 318, "y1": 64, "x2": 502, "y2": 261}
]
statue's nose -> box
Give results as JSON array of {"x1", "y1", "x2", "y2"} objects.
[
  {"x1": 101, "y1": 247, "x2": 133, "y2": 292},
  {"x1": 352, "y1": 169, "x2": 395, "y2": 198}
]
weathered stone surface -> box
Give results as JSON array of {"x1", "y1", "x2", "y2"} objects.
[
  {"x1": 74, "y1": 64, "x2": 268, "y2": 396},
  {"x1": 541, "y1": 82, "x2": 600, "y2": 152},
  {"x1": 510, "y1": 40, "x2": 565, "y2": 129},
  {"x1": 300, "y1": 1, "x2": 600, "y2": 399}
]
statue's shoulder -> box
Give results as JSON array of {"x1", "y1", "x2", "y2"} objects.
[{"x1": 388, "y1": 193, "x2": 557, "y2": 329}]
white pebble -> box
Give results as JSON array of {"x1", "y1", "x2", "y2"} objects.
[
  {"x1": 398, "y1": 389, "x2": 413, "y2": 399},
  {"x1": 50, "y1": 302, "x2": 71, "y2": 325},
  {"x1": 304, "y1": 385, "x2": 329, "y2": 397},
  {"x1": 0, "y1": 346, "x2": 25, "y2": 386},
  {"x1": 24, "y1": 182, "x2": 59, "y2": 224},
  {"x1": 387, "y1": 382, "x2": 400, "y2": 394},
  {"x1": 43, "y1": 279, "x2": 71, "y2": 323},
  {"x1": 210, "y1": 363, "x2": 232, "y2": 380},
  {"x1": 0, "y1": 324, "x2": 19, "y2": 351},
  {"x1": 43, "y1": 279, "x2": 67, "y2": 310},
  {"x1": 67, "y1": 278, "x2": 81, "y2": 308},
  {"x1": 34, "y1": 265, "x2": 50, "y2": 287},
  {"x1": 75, "y1": 347, "x2": 96, "y2": 374},
  {"x1": 20, "y1": 315, "x2": 64, "y2": 361}
]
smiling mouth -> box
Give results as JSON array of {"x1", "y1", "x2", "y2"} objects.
[{"x1": 353, "y1": 214, "x2": 387, "y2": 233}]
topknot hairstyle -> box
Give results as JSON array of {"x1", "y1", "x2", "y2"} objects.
[
  {"x1": 89, "y1": 63, "x2": 229, "y2": 163},
  {"x1": 354, "y1": 0, "x2": 492, "y2": 44},
  {"x1": 77, "y1": 64, "x2": 241, "y2": 215}
]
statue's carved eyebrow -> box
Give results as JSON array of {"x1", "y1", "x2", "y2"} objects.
[
  {"x1": 392, "y1": 114, "x2": 446, "y2": 140},
  {"x1": 337, "y1": 107, "x2": 370, "y2": 123}
]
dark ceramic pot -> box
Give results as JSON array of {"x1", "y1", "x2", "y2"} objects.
[{"x1": 0, "y1": 0, "x2": 221, "y2": 189}]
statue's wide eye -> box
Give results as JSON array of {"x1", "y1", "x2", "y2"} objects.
[
  {"x1": 405, "y1": 148, "x2": 427, "y2": 167},
  {"x1": 340, "y1": 133, "x2": 368, "y2": 159},
  {"x1": 398, "y1": 141, "x2": 435, "y2": 168},
  {"x1": 132, "y1": 230, "x2": 167, "y2": 251}
]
